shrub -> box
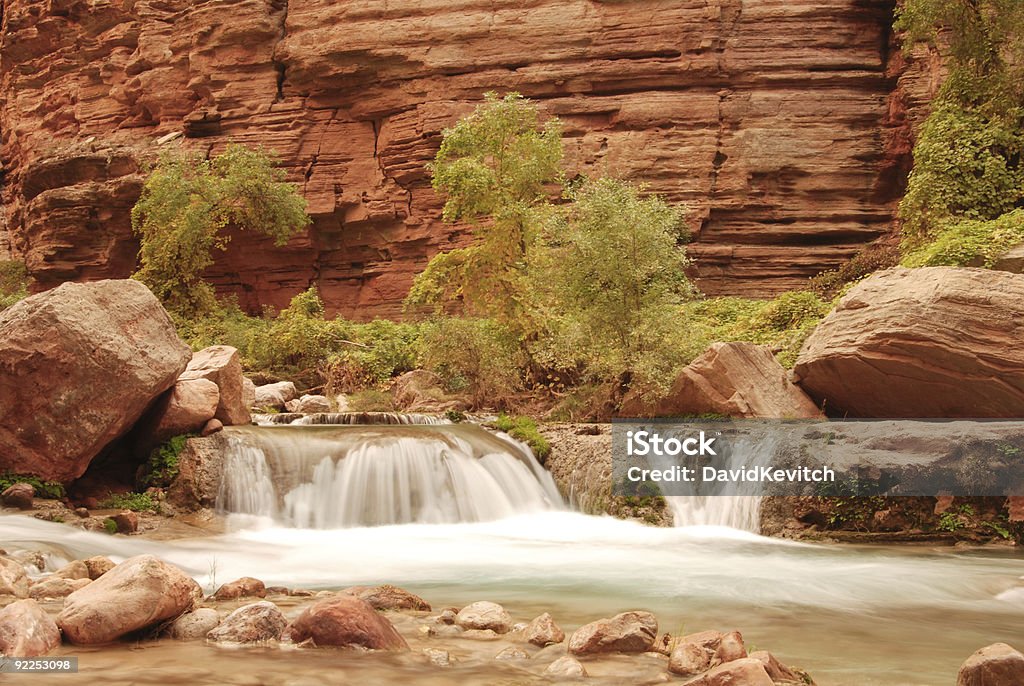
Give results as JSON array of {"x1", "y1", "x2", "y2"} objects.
[
  {"x1": 902, "y1": 209, "x2": 1024, "y2": 268},
  {"x1": 132, "y1": 144, "x2": 310, "y2": 315},
  {"x1": 490, "y1": 414, "x2": 551, "y2": 463},
  {"x1": 419, "y1": 317, "x2": 523, "y2": 409},
  {"x1": 0, "y1": 260, "x2": 28, "y2": 310},
  {"x1": 323, "y1": 319, "x2": 421, "y2": 392},
  {"x1": 139, "y1": 435, "x2": 193, "y2": 489},
  {"x1": 102, "y1": 518, "x2": 118, "y2": 535},
  {"x1": 810, "y1": 240, "x2": 900, "y2": 298},
  {"x1": 346, "y1": 389, "x2": 395, "y2": 412},
  {"x1": 0, "y1": 473, "x2": 65, "y2": 500}
]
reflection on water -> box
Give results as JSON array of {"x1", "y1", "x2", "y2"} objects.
[{"x1": 2, "y1": 513, "x2": 1022, "y2": 685}]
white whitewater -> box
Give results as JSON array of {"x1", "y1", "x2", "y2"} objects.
[
  {"x1": 666, "y1": 429, "x2": 781, "y2": 532},
  {"x1": 217, "y1": 424, "x2": 562, "y2": 528}
]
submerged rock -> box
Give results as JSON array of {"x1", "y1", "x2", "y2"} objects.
[
  {"x1": 423, "y1": 647, "x2": 454, "y2": 666},
  {"x1": 1, "y1": 483, "x2": 35, "y2": 510},
  {"x1": 568, "y1": 611, "x2": 658, "y2": 655},
  {"x1": 0, "y1": 599, "x2": 61, "y2": 657},
  {"x1": 207, "y1": 601, "x2": 287, "y2": 644},
  {"x1": 284, "y1": 595, "x2": 408, "y2": 650},
  {"x1": 58, "y1": 554, "x2": 200, "y2": 644},
  {"x1": 749, "y1": 650, "x2": 801, "y2": 682},
  {"x1": 0, "y1": 557, "x2": 30, "y2": 598},
  {"x1": 957, "y1": 643, "x2": 1024, "y2": 686},
  {"x1": 0, "y1": 279, "x2": 192, "y2": 481},
  {"x1": 524, "y1": 612, "x2": 565, "y2": 646},
  {"x1": 343, "y1": 584, "x2": 431, "y2": 611},
  {"x1": 455, "y1": 601, "x2": 513, "y2": 634},
  {"x1": 621, "y1": 342, "x2": 821, "y2": 419},
  {"x1": 685, "y1": 657, "x2": 775, "y2": 686},
  {"x1": 55, "y1": 560, "x2": 90, "y2": 580},
  {"x1": 495, "y1": 646, "x2": 529, "y2": 660},
  {"x1": 794, "y1": 267, "x2": 1024, "y2": 417},
  {"x1": 544, "y1": 656, "x2": 588, "y2": 678},
  {"x1": 179, "y1": 346, "x2": 251, "y2": 426}
]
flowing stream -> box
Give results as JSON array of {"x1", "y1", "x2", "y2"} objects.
[{"x1": 2, "y1": 421, "x2": 1023, "y2": 685}]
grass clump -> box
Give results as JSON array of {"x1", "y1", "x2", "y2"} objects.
[
  {"x1": 140, "y1": 435, "x2": 192, "y2": 488},
  {"x1": 101, "y1": 492, "x2": 158, "y2": 513},
  {"x1": 490, "y1": 414, "x2": 551, "y2": 462}
]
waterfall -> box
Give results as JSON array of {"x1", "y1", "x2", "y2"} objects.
[
  {"x1": 252, "y1": 412, "x2": 449, "y2": 426},
  {"x1": 666, "y1": 429, "x2": 781, "y2": 532},
  {"x1": 217, "y1": 424, "x2": 562, "y2": 528}
]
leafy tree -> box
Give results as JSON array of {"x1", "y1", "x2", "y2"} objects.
[
  {"x1": 536, "y1": 178, "x2": 697, "y2": 397},
  {"x1": 132, "y1": 144, "x2": 310, "y2": 314},
  {"x1": 406, "y1": 92, "x2": 562, "y2": 325}
]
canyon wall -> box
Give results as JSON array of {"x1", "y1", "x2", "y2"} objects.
[{"x1": 0, "y1": 0, "x2": 942, "y2": 318}]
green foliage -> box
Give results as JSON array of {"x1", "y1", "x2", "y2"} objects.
[
  {"x1": 408, "y1": 92, "x2": 562, "y2": 325},
  {"x1": 132, "y1": 144, "x2": 311, "y2": 315},
  {"x1": 490, "y1": 414, "x2": 551, "y2": 462},
  {"x1": 346, "y1": 389, "x2": 395, "y2": 412},
  {"x1": 140, "y1": 435, "x2": 192, "y2": 489},
  {"x1": 0, "y1": 473, "x2": 65, "y2": 499},
  {"x1": 0, "y1": 261, "x2": 28, "y2": 310},
  {"x1": 419, "y1": 317, "x2": 523, "y2": 408},
  {"x1": 903, "y1": 209, "x2": 1024, "y2": 267},
  {"x1": 101, "y1": 492, "x2": 158, "y2": 513},
  {"x1": 102, "y1": 518, "x2": 118, "y2": 535},
  {"x1": 324, "y1": 319, "x2": 421, "y2": 392},
  {"x1": 445, "y1": 409, "x2": 467, "y2": 423},
  {"x1": 684, "y1": 291, "x2": 831, "y2": 368},
  {"x1": 247, "y1": 288, "x2": 347, "y2": 373},
  {"x1": 536, "y1": 178, "x2": 697, "y2": 399},
  {"x1": 810, "y1": 241, "x2": 900, "y2": 298}
]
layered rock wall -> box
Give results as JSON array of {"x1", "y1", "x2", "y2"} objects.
[{"x1": 1, "y1": 0, "x2": 938, "y2": 317}]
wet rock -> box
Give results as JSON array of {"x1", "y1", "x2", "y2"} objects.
[
  {"x1": 200, "y1": 418, "x2": 223, "y2": 436},
  {"x1": 286, "y1": 394, "x2": 332, "y2": 414},
  {"x1": 0, "y1": 557, "x2": 30, "y2": 597},
  {"x1": 423, "y1": 647, "x2": 454, "y2": 666},
  {"x1": 957, "y1": 643, "x2": 1024, "y2": 686},
  {"x1": 794, "y1": 267, "x2": 1024, "y2": 417},
  {"x1": 74, "y1": 507, "x2": 90, "y2": 518},
  {"x1": 242, "y1": 377, "x2": 256, "y2": 411},
  {"x1": 436, "y1": 608, "x2": 457, "y2": 625},
  {"x1": 207, "y1": 601, "x2": 286, "y2": 644},
  {"x1": 254, "y1": 381, "x2": 297, "y2": 410},
  {"x1": 140, "y1": 377, "x2": 219, "y2": 446},
  {"x1": 461, "y1": 629, "x2": 501, "y2": 640},
  {"x1": 621, "y1": 342, "x2": 821, "y2": 419},
  {"x1": 213, "y1": 576, "x2": 267, "y2": 601},
  {"x1": 687, "y1": 658, "x2": 775, "y2": 686},
  {"x1": 749, "y1": 650, "x2": 800, "y2": 682},
  {"x1": 169, "y1": 607, "x2": 221, "y2": 640},
  {"x1": 568, "y1": 611, "x2": 658, "y2": 655},
  {"x1": 83, "y1": 556, "x2": 115, "y2": 579},
  {"x1": 29, "y1": 576, "x2": 90, "y2": 599},
  {"x1": 669, "y1": 640, "x2": 714, "y2": 676},
  {"x1": 0, "y1": 280, "x2": 192, "y2": 481},
  {"x1": 715, "y1": 630, "x2": 747, "y2": 663},
  {"x1": 495, "y1": 646, "x2": 529, "y2": 660},
  {"x1": 524, "y1": 612, "x2": 565, "y2": 646},
  {"x1": 58, "y1": 554, "x2": 201, "y2": 644},
  {"x1": 290, "y1": 588, "x2": 315, "y2": 597},
  {"x1": 343, "y1": 584, "x2": 431, "y2": 611},
  {"x1": 55, "y1": 560, "x2": 90, "y2": 580},
  {"x1": 179, "y1": 346, "x2": 251, "y2": 426},
  {"x1": 0, "y1": 599, "x2": 61, "y2": 657},
  {"x1": 265, "y1": 586, "x2": 290, "y2": 596},
  {"x1": 111, "y1": 510, "x2": 139, "y2": 534},
  {"x1": 166, "y1": 433, "x2": 228, "y2": 511},
  {"x1": 2, "y1": 483, "x2": 35, "y2": 509},
  {"x1": 455, "y1": 601, "x2": 513, "y2": 634},
  {"x1": 544, "y1": 656, "x2": 588, "y2": 678},
  {"x1": 284, "y1": 595, "x2": 408, "y2": 651}
]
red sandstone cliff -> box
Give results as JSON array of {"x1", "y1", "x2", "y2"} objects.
[{"x1": 0, "y1": 0, "x2": 942, "y2": 318}]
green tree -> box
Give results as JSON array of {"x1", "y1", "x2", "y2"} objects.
[
  {"x1": 536, "y1": 178, "x2": 697, "y2": 397},
  {"x1": 406, "y1": 92, "x2": 562, "y2": 325},
  {"x1": 132, "y1": 144, "x2": 310, "y2": 314}
]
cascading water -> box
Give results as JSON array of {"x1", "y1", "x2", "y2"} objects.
[
  {"x1": 217, "y1": 423, "x2": 562, "y2": 528},
  {"x1": 252, "y1": 412, "x2": 449, "y2": 426},
  {"x1": 666, "y1": 429, "x2": 781, "y2": 532}
]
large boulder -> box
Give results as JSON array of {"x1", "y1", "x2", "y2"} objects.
[
  {"x1": 179, "y1": 346, "x2": 250, "y2": 426},
  {"x1": 620, "y1": 342, "x2": 821, "y2": 419},
  {"x1": 568, "y1": 611, "x2": 658, "y2": 655},
  {"x1": 794, "y1": 267, "x2": 1024, "y2": 417},
  {"x1": 58, "y1": 554, "x2": 200, "y2": 644},
  {"x1": 0, "y1": 599, "x2": 61, "y2": 657},
  {"x1": 138, "y1": 378, "x2": 220, "y2": 445},
  {"x1": 166, "y1": 433, "x2": 228, "y2": 510},
  {"x1": 0, "y1": 280, "x2": 192, "y2": 481},
  {"x1": 957, "y1": 643, "x2": 1024, "y2": 686},
  {"x1": 1, "y1": 483, "x2": 34, "y2": 509},
  {"x1": 253, "y1": 381, "x2": 297, "y2": 410},
  {"x1": 284, "y1": 595, "x2": 408, "y2": 650}
]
